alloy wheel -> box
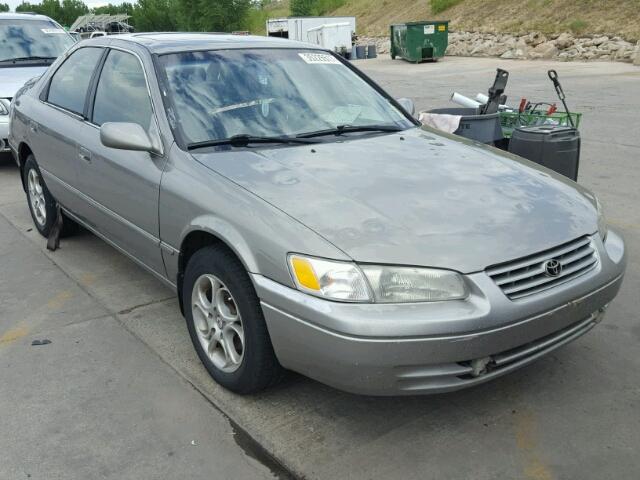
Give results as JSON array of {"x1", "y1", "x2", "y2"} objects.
[
  {"x1": 191, "y1": 274, "x2": 245, "y2": 373},
  {"x1": 27, "y1": 168, "x2": 47, "y2": 227}
]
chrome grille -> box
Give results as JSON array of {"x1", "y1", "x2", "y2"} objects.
[{"x1": 487, "y1": 236, "x2": 598, "y2": 300}]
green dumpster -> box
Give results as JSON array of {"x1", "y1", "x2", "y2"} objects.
[{"x1": 390, "y1": 21, "x2": 449, "y2": 63}]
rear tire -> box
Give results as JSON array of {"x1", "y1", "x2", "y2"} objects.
[
  {"x1": 24, "y1": 155, "x2": 80, "y2": 238},
  {"x1": 25, "y1": 155, "x2": 57, "y2": 237},
  {"x1": 183, "y1": 245, "x2": 282, "y2": 394}
]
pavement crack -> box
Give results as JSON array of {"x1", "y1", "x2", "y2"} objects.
[
  {"x1": 117, "y1": 297, "x2": 175, "y2": 315},
  {"x1": 63, "y1": 312, "x2": 114, "y2": 328}
]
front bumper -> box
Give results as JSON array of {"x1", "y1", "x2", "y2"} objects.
[{"x1": 254, "y1": 230, "x2": 626, "y2": 395}]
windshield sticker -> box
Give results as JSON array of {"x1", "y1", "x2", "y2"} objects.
[
  {"x1": 298, "y1": 53, "x2": 341, "y2": 65},
  {"x1": 41, "y1": 28, "x2": 66, "y2": 34},
  {"x1": 210, "y1": 98, "x2": 275, "y2": 115}
]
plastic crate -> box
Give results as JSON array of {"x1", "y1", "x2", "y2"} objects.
[{"x1": 500, "y1": 111, "x2": 582, "y2": 138}]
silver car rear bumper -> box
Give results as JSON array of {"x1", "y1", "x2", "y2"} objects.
[{"x1": 254, "y1": 230, "x2": 625, "y2": 396}]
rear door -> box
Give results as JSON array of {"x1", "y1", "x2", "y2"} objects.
[
  {"x1": 31, "y1": 46, "x2": 105, "y2": 209},
  {"x1": 75, "y1": 47, "x2": 167, "y2": 275}
]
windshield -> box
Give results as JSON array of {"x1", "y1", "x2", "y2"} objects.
[
  {"x1": 0, "y1": 19, "x2": 75, "y2": 63},
  {"x1": 159, "y1": 49, "x2": 414, "y2": 145}
]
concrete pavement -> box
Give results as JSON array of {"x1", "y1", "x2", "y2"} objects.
[
  {"x1": 1, "y1": 56, "x2": 639, "y2": 479},
  {"x1": 0, "y1": 165, "x2": 287, "y2": 479}
]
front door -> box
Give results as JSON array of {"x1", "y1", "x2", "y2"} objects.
[{"x1": 75, "y1": 48, "x2": 166, "y2": 275}]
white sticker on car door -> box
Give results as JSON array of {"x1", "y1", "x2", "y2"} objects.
[{"x1": 41, "y1": 28, "x2": 66, "y2": 34}]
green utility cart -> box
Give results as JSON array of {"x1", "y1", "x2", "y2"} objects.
[{"x1": 390, "y1": 21, "x2": 449, "y2": 63}]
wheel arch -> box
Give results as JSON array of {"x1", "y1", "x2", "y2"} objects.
[
  {"x1": 176, "y1": 221, "x2": 258, "y2": 315},
  {"x1": 17, "y1": 142, "x2": 34, "y2": 191}
]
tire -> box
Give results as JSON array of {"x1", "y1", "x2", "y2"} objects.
[
  {"x1": 25, "y1": 155, "x2": 58, "y2": 237},
  {"x1": 183, "y1": 245, "x2": 282, "y2": 394},
  {"x1": 24, "y1": 155, "x2": 80, "y2": 238}
]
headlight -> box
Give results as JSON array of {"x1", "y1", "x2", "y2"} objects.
[
  {"x1": 288, "y1": 254, "x2": 371, "y2": 302},
  {"x1": 0, "y1": 99, "x2": 9, "y2": 116},
  {"x1": 596, "y1": 197, "x2": 608, "y2": 241},
  {"x1": 288, "y1": 254, "x2": 467, "y2": 303},
  {"x1": 361, "y1": 265, "x2": 467, "y2": 303}
]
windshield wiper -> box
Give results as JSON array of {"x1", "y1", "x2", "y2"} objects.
[
  {"x1": 296, "y1": 124, "x2": 404, "y2": 138},
  {"x1": 0, "y1": 56, "x2": 57, "y2": 64},
  {"x1": 187, "y1": 134, "x2": 319, "y2": 150}
]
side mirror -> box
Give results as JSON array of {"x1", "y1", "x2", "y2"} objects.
[
  {"x1": 396, "y1": 97, "x2": 416, "y2": 116},
  {"x1": 100, "y1": 122, "x2": 158, "y2": 153}
]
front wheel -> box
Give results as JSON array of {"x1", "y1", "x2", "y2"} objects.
[{"x1": 183, "y1": 245, "x2": 282, "y2": 394}]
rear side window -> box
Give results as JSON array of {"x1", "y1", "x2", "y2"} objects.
[
  {"x1": 47, "y1": 47, "x2": 103, "y2": 115},
  {"x1": 92, "y1": 49, "x2": 153, "y2": 129}
]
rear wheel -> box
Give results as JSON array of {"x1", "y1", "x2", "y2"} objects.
[
  {"x1": 25, "y1": 155, "x2": 56, "y2": 237},
  {"x1": 24, "y1": 154, "x2": 80, "y2": 238},
  {"x1": 183, "y1": 245, "x2": 282, "y2": 394}
]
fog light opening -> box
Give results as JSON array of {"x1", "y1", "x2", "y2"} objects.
[{"x1": 470, "y1": 357, "x2": 493, "y2": 377}]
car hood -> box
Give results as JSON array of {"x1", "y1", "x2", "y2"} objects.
[
  {"x1": 0, "y1": 66, "x2": 48, "y2": 98},
  {"x1": 193, "y1": 127, "x2": 598, "y2": 273}
]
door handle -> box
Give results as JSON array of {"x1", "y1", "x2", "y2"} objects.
[
  {"x1": 29, "y1": 122, "x2": 38, "y2": 133},
  {"x1": 78, "y1": 147, "x2": 92, "y2": 163}
]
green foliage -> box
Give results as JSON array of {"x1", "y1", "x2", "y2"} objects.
[
  {"x1": 315, "y1": 0, "x2": 346, "y2": 14},
  {"x1": 93, "y1": 2, "x2": 135, "y2": 15},
  {"x1": 16, "y1": 1, "x2": 62, "y2": 19},
  {"x1": 291, "y1": 0, "x2": 346, "y2": 16},
  {"x1": 0, "y1": 3, "x2": 9, "y2": 12},
  {"x1": 568, "y1": 18, "x2": 588, "y2": 34},
  {"x1": 60, "y1": 0, "x2": 89, "y2": 26},
  {"x1": 430, "y1": 0, "x2": 463, "y2": 14},
  {"x1": 291, "y1": 0, "x2": 315, "y2": 15},
  {"x1": 131, "y1": 0, "x2": 179, "y2": 31},
  {"x1": 9, "y1": 0, "x2": 260, "y2": 34},
  {"x1": 244, "y1": 7, "x2": 269, "y2": 34},
  {"x1": 15, "y1": 0, "x2": 85, "y2": 26},
  {"x1": 195, "y1": 0, "x2": 252, "y2": 32}
]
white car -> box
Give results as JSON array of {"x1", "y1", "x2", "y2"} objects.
[{"x1": 0, "y1": 13, "x2": 74, "y2": 153}]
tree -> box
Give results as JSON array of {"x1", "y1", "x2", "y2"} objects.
[
  {"x1": 16, "y1": 2, "x2": 42, "y2": 14},
  {"x1": 196, "y1": 0, "x2": 251, "y2": 32},
  {"x1": 290, "y1": 0, "x2": 314, "y2": 16},
  {"x1": 60, "y1": 0, "x2": 89, "y2": 27},
  {"x1": 177, "y1": 0, "x2": 199, "y2": 31},
  {"x1": 92, "y1": 2, "x2": 135, "y2": 15},
  {"x1": 0, "y1": 3, "x2": 9, "y2": 12},
  {"x1": 131, "y1": 0, "x2": 178, "y2": 32}
]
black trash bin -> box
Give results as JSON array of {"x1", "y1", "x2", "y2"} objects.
[
  {"x1": 508, "y1": 125, "x2": 581, "y2": 181},
  {"x1": 427, "y1": 107, "x2": 503, "y2": 144}
]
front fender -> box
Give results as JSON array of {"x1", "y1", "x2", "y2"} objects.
[
  {"x1": 160, "y1": 145, "x2": 350, "y2": 294},
  {"x1": 168, "y1": 214, "x2": 261, "y2": 284}
]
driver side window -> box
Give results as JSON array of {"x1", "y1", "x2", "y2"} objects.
[{"x1": 92, "y1": 49, "x2": 153, "y2": 130}]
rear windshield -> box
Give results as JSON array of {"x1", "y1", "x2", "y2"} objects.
[
  {"x1": 0, "y1": 19, "x2": 74, "y2": 63},
  {"x1": 158, "y1": 48, "x2": 413, "y2": 145}
]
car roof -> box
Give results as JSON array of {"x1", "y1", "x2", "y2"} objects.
[
  {"x1": 0, "y1": 12, "x2": 57, "y2": 21},
  {"x1": 91, "y1": 32, "x2": 324, "y2": 55}
]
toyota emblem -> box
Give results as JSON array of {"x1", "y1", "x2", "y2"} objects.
[{"x1": 544, "y1": 259, "x2": 562, "y2": 277}]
